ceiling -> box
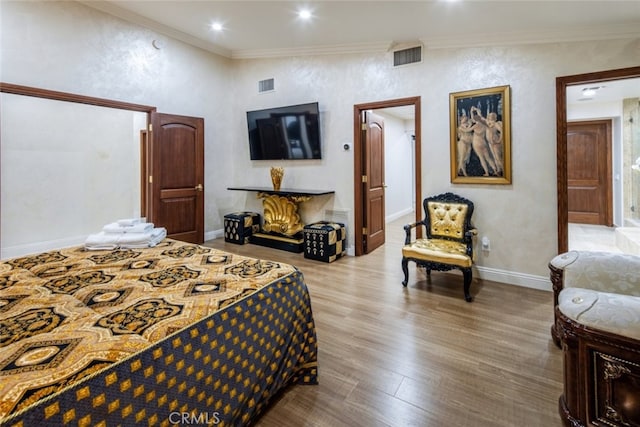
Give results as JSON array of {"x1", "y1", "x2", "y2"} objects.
[
  {"x1": 85, "y1": 1, "x2": 640, "y2": 59},
  {"x1": 566, "y1": 78, "x2": 640, "y2": 106},
  {"x1": 83, "y1": 0, "x2": 640, "y2": 114}
]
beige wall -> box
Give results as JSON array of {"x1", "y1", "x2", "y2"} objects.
[
  {"x1": 1, "y1": 94, "x2": 146, "y2": 257},
  {"x1": 2, "y1": 1, "x2": 639, "y2": 288},
  {"x1": 1, "y1": 1, "x2": 235, "y2": 256},
  {"x1": 229, "y1": 41, "x2": 639, "y2": 287}
]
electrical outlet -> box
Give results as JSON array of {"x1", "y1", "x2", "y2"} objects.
[{"x1": 481, "y1": 236, "x2": 490, "y2": 251}]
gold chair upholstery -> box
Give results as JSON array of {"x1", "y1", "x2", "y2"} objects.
[{"x1": 402, "y1": 192, "x2": 477, "y2": 302}]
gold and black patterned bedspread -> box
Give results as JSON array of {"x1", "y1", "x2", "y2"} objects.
[{"x1": 0, "y1": 239, "x2": 318, "y2": 426}]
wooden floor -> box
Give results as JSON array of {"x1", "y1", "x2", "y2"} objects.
[{"x1": 204, "y1": 216, "x2": 564, "y2": 427}]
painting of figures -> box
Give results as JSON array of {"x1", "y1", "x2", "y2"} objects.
[{"x1": 450, "y1": 85, "x2": 511, "y2": 184}]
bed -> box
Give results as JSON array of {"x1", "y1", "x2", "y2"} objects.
[{"x1": 0, "y1": 239, "x2": 318, "y2": 426}]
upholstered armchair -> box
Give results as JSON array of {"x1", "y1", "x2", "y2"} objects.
[{"x1": 401, "y1": 192, "x2": 477, "y2": 302}]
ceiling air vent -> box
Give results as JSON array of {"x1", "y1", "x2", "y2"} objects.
[
  {"x1": 258, "y1": 78, "x2": 274, "y2": 93},
  {"x1": 393, "y1": 45, "x2": 422, "y2": 67}
]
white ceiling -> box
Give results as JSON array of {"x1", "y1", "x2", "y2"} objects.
[
  {"x1": 566, "y1": 78, "x2": 640, "y2": 106},
  {"x1": 85, "y1": 1, "x2": 640, "y2": 59},
  {"x1": 83, "y1": 0, "x2": 640, "y2": 114}
]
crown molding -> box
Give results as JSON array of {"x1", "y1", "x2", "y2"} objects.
[
  {"x1": 234, "y1": 24, "x2": 640, "y2": 59},
  {"x1": 423, "y1": 24, "x2": 640, "y2": 50},
  {"x1": 78, "y1": 2, "x2": 640, "y2": 60},
  {"x1": 230, "y1": 41, "x2": 393, "y2": 60}
]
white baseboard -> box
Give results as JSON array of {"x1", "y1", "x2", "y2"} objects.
[
  {"x1": 386, "y1": 207, "x2": 414, "y2": 223},
  {"x1": 8, "y1": 231, "x2": 548, "y2": 293},
  {"x1": 5, "y1": 230, "x2": 225, "y2": 260},
  {"x1": 475, "y1": 266, "x2": 551, "y2": 291},
  {"x1": 205, "y1": 229, "x2": 224, "y2": 241},
  {"x1": 206, "y1": 229, "x2": 549, "y2": 290},
  {"x1": 1, "y1": 236, "x2": 87, "y2": 259}
]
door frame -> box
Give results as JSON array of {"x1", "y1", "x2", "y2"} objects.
[
  {"x1": 556, "y1": 66, "x2": 640, "y2": 253},
  {"x1": 353, "y1": 96, "x2": 422, "y2": 256},
  {"x1": 0, "y1": 83, "x2": 156, "y2": 256}
]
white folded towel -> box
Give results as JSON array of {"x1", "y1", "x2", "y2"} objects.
[
  {"x1": 83, "y1": 242, "x2": 118, "y2": 251},
  {"x1": 85, "y1": 232, "x2": 152, "y2": 247},
  {"x1": 116, "y1": 218, "x2": 143, "y2": 227},
  {"x1": 84, "y1": 227, "x2": 167, "y2": 250},
  {"x1": 103, "y1": 222, "x2": 154, "y2": 234},
  {"x1": 120, "y1": 228, "x2": 167, "y2": 249}
]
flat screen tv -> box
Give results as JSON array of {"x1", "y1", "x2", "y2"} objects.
[{"x1": 246, "y1": 102, "x2": 322, "y2": 160}]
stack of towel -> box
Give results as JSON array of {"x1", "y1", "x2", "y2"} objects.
[{"x1": 85, "y1": 218, "x2": 167, "y2": 250}]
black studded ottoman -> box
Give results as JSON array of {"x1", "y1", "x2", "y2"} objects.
[
  {"x1": 303, "y1": 221, "x2": 346, "y2": 262},
  {"x1": 224, "y1": 212, "x2": 261, "y2": 244}
]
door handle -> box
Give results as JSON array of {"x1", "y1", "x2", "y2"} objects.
[{"x1": 195, "y1": 184, "x2": 203, "y2": 191}]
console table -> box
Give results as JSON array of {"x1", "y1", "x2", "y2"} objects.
[{"x1": 227, "y1": 187, "x2": 335, "y2": 252}]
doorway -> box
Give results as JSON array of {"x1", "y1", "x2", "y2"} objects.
[
  {"x1": 556, "y1": 66, "x2": 640, "y2": 254},
  {"x1": 0, "y1": 83, "x2": 155, "y2": 258},
  {"x1": 353, "y1": 96, "x2": 422, "y2": 256},
  {"x1": 0, "y1": 83, "x2": 206, "y2": 258}
]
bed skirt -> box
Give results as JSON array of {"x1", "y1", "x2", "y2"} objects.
[{"x1": 0, "y1": 240, "x2": 318, "y2": 426}]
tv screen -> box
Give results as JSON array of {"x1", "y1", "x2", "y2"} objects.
[{"x1": 247, "y1": 102, "x2": 322, "y2": 160}]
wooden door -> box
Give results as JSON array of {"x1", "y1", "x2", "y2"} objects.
[
  {"x1": 567, "y1": 120, "x2": 612, "y2": 225},
  {"x1": 363, "y1": 111, "x2": 386, "y2": 253},
  {"x1": 149, "y1": 112, "x2": 204, "y2": 243}
]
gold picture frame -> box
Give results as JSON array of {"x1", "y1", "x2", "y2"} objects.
[{"x1": 449, "y1": 85, "x2": 511, "y2": 184}]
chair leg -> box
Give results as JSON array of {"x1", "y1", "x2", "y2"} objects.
[
  {"x1": 462, "y1": 268, "x2": 473, "y2": 302},
  {"x1": 401, "y1": 258, "x2": 409, "y2": 286}
]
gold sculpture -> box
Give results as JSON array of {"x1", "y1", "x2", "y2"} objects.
[
  {"x1": 259, "y1": 193, "x2": 310, "y2": 237},
  {"x1": 270, "y1": 166, "x2": 284, "y2": 191}
]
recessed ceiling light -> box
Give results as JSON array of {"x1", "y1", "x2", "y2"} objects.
[
  {"x1": 581, "y1": 86, "x2": 604, "y2": 97},
  {"x1": 298, "y1": 9, "x2": 312, "y2": 20},
  {"x1": 210, "y1": 22, "x2": 223, "y2": 32}
]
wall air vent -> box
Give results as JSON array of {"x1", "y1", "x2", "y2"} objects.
[
  {"x1": 258, "y1": 78, "x2": 275, "y2": 93},
  {"x1": 393, "y1": 45, "x2": 422, "y2": 67}
]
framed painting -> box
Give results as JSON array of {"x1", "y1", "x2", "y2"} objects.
[{"x1": 449, "y1": 85, "x2": 511, "y2": 184}]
